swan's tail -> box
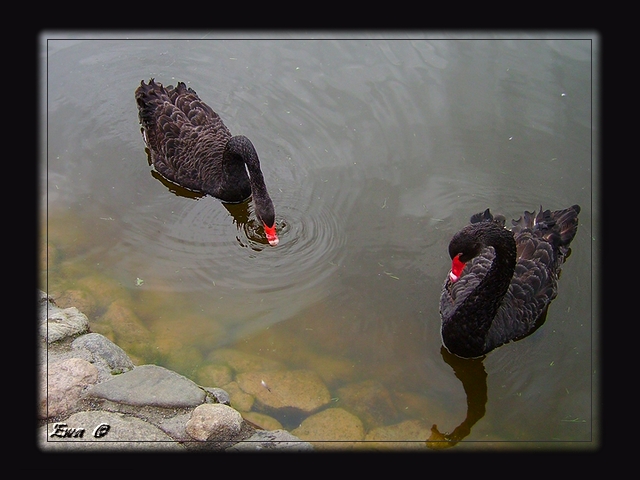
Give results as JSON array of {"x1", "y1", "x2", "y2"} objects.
[
  {"x1": 512, "y1": 204, "x2": 581, "y2": 261},
  {"x1": 546, "y1": 204, "x2": 581, "y2": 247},
  {"x1": 511, "y1": 205, "x2": 580, "y2": 243},
  {"x1": 135, "y1": 78, "x2": 171, "y2": 128}
]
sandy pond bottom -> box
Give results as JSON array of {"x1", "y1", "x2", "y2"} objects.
[{"x1": 41, "y1": 219, "x2": 480, "y2": 450}]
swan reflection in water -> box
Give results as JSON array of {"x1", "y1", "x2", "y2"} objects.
[
  {"x1": 150, "y1": 169, "x2": 277, "y2": 249},
  {"x1": 426, "y1": 346, "x2": 488, "y2": 449}
]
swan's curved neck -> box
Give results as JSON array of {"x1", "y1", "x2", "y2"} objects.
[
  {"x1": 444, "y1": 223, "x2": 516, "y2": 356},
  {"x1": 224, "y1": 135, "x2": 263, "y2": 182},
  {"x1": 224, "y1": 135, "x2": 275, "y2": 227},
  {"x1": 480, "y1": 238, "x2": 517, "y2": 304}
]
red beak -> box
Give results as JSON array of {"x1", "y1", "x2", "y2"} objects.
[
  {"x1": 449, "y1": 253, "x2": 465, "y2": 282},
  {"x1": 264, "y1": 223, "x2": 279, "y2": 246}
]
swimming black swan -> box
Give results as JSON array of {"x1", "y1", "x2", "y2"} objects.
[
  {"x1": 439, "y1": 205, "x2": 580, "y2": 358},
  {"x1": 135, "y1": 79, "x2": 278, "y2": 246}
]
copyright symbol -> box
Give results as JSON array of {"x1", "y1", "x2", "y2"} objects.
[{"x1": 93, "y1": 423, "x2": 111, "y2": 438}]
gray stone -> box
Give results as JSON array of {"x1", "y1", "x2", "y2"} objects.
[
  {"x1": 39, "y1": 290, "x2": 89, "y2": 343},
  {"x1": 42, "y1": 306, "x2": 89, "y2": 343},
  {"x1": 40, "y1": 410, "x2": 184, "y2": 451},
  {"x1": 36, "y1": 291, "x2": 324, "y2": 450},
  {"x1": 72, "y1": 333, "x2": 134, "y2": 374},
  {"x1": 38, "y1": 290, "x2": 54, "y2": 318},
  {"x1": 227, "y1": 429, "x2": 314, "y2": 452},
  {"x1": 85, "y1": 364, "x2": 206, "y2": 408},
  {"x1": 185, "y1": 403, "x2": 242, "y2": 441},
  {"x1": 154, "y1": 412, "x2": 194, "y2": 443},
  {"x1": 203, "y1": 387, "x2": 231, "y2": 405}
]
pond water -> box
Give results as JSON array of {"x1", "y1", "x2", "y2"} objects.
[{"x1": 40, "y1": 32, "x2": 598, "y2": 448}]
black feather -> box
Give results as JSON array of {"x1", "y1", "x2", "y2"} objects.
[
  {"x1": 134, "y1": 79, "x2": 277, "y2": 234},
  {"x1": 439, "y1": 205, "x2": 580, "y2": 358}
]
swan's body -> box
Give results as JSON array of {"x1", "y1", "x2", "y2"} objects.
[
  {"x1": 439, "y1": 205, "x2": 580, "y2": 358},
  {"x1": 135, "y1": 79, "x2": 278, "y2": 245}
]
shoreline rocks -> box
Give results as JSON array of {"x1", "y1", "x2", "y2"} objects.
[
  {"x1": 38, "y1": 289, "x2": 440, "y2": 451},
  {"x1": 37, "y1": 290, "x2": 313, "y2": 452}
]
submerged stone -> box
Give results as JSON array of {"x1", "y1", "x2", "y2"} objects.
[
  {"x1": 291, "y1": 407, "x2": 365, "y2": 450},
  {"x1": 236, "y1": 370, "x2": 331, "y2": 413},
  {"x1": 363, "y1": 419, "x2": 432, "y2": 450}
]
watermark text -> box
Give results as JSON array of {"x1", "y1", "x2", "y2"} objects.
[{"x1": 49, "y1": 422, "x2": 111, "y2": 439}]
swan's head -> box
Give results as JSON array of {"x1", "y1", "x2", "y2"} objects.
[
  {"x1": 257, "y1": 203, "x2": 279, "y2": 246},
  {"x1": 447, "y1": 224, "x2": 485, "y2": 282}
]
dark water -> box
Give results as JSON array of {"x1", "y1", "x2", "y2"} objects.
[{"x1": 40, "y1": 34, "x2": 597, "y2": 447}]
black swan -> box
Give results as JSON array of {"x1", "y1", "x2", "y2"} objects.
[
  {"x1": 439, "y1": 205, "x2": 580, "y2": 358},
  {"x1": 135, "y1": 79, "x2": 278, "y2": 246}
]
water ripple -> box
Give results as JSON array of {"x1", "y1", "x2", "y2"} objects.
[{"x1": 113, "y1": 179, "x2": 348, "y2": 299}]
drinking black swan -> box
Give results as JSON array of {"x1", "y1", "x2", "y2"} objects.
[
  {"x1": 135, "y1": 79, "x2": 279, "y2": 246},
  {"x1": 439, "y1": 205, "x2": 580, "y2": 358}
]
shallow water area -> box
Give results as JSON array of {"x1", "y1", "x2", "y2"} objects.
[{"x1": 41, "y1": 33, "x2": 598, "y2": 449}]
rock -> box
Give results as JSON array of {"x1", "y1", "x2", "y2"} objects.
[
  {"x1": 242, "y1": 411, "x2": 283, "y2": 431},
  {"x1": 196, "y1": 363, "x2": 233, "y2": 387},
  {"x1": 236, "y1": 370, "x2": 331, "y2": 413},
  {"x1": 53, "y1": 289, "x2": 98, "y2": 319},
  {"x1": 154, "y1": 412, "x2": 194, "y2": 443},
  {"x1": 38, "y1": 290, "x2": 55, "y2": 315},
  {"x1": 71, "y1": 333, "x2": 134, "y2": 375},
  {"x1": 164, "y1": 345, "x2": 204, "y2": 375},
  {"x1": 291, "y1": 407, "x2": 365, "y2": 450},
  {"x1": 38, "y1": 290, "x2": 89, "y2": 344},
  {"x1": 98, "y1": 300, "x2": 152, "y2": 356},
  {"x1": 362, "y1": 419, "x2": 432, "y2": 450},
  {"x1": 75, "y1": 274, "x2": 128, "y2": 309},
  {"x1": 39, "y1": 358, "x2": 99, "y2": 419},
  {"x1": 223, "y1": 381, "x2": 255, "y2": 412},
  {"x1": 185, "y1": 404, "x2": 243, "y2": 441},
  {"x1": 151, "y1": 312, "x2": 226, "y2": 353},
  {"x1": 337, "y1": 379, "x2": 399, "y2": 428},
  {"x1": 37, "y1": 290, "x2": 313, "y2": 451},
  {"x1": 40, "y1": 410, "x2": 184, "y2": 450},
  {"x1": 85, "y1": 364, "x2": 205, "y2": 408},
  {"x1": 41, "y1": 305, "x2": 89, "y2": 344},
  {"x1": 203, "y1": 387, "x2": 231, "y2": 405},
  {"x1": 227, "y1": 429, "x2": 314, "y2": 452}
]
